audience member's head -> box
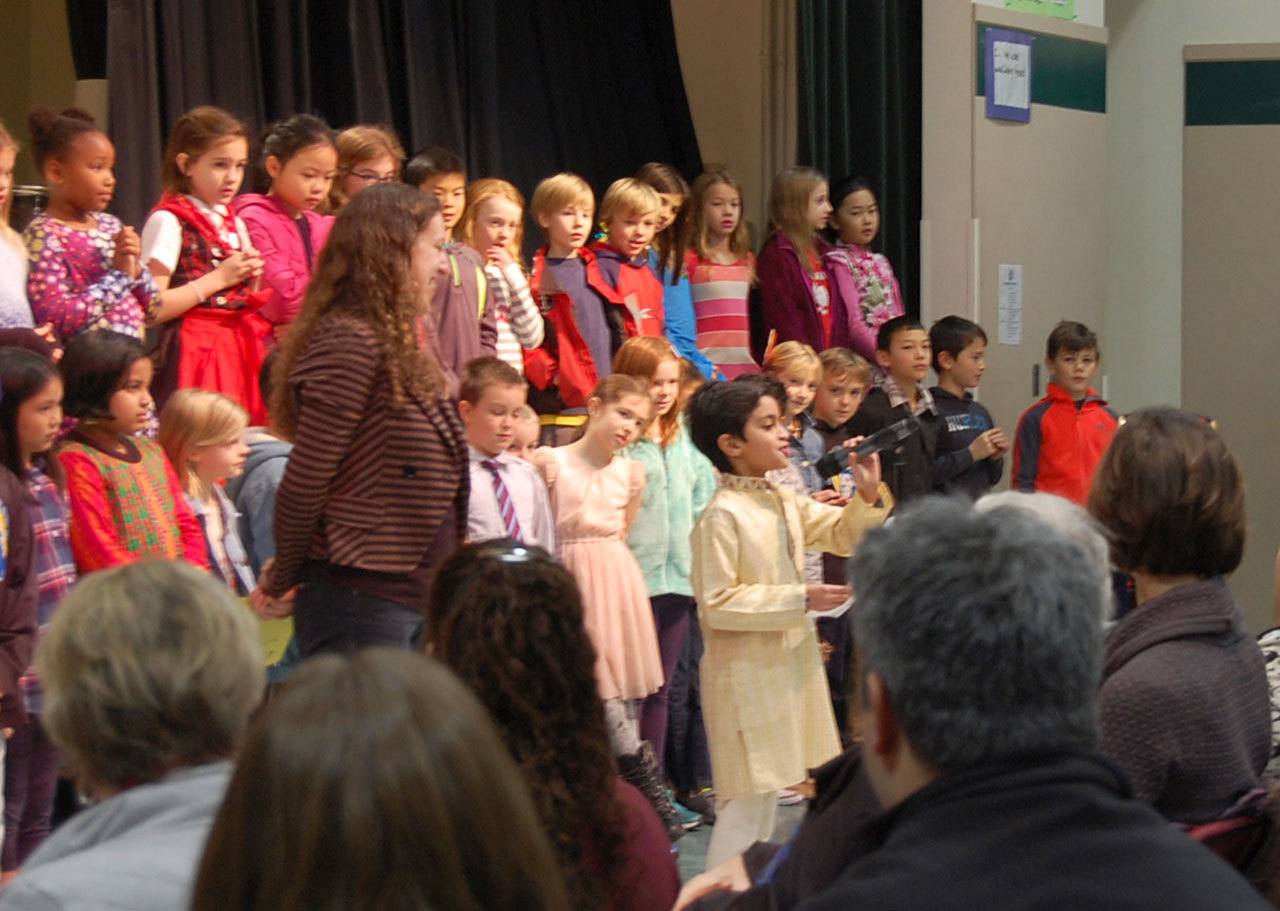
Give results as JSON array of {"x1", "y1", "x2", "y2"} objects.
[
  {"x1": 193, "y1": 649, "x2": 566, "y2": 911},
  {"x1": 850, "y1": 497, "x2": 1105, "y2": 808},
  {"x1": 427, "y1": 540, "x2": 627, "y2": 908}
]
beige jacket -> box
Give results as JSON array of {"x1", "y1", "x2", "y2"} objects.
[{"x1": 691, "y1": 474, "x2": 891, "y2": 799}]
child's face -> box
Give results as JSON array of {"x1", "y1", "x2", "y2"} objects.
[
  {"x1": 703, "y1": 182, "x2": 742, "y2": 242},
  {"x1": 181, "y1": 136, "x2": 249, "y2": 209},
  {"x1": 538, "y1": 201, "x2": 592, "y2": 256},
  {"x1": 806, "y1": 181, "x2": 832, "y2": 232},
  {"x1": 649, "y1": 357, "x2": 682, "y2": 418},
  {"x1": 16, "y1": 376, "x2": 63, "y2": 463},
  {"x1": 1047, "y1": 348, "x2": 1099, "y2": 399},
  {"x1": 654, "y1": 192, "x2": 683, "y2": 233},
  {"x1": 341, "y1": 152, "x2": 398, "y2": 202},
  {"x1": 420, "y1": 171, "x2": 467, "y2": 233},
  {"x1": 49, "y1": 131, "x2": 117, "y2": 214},
  {"x1": 876, "y1": 329, "x2": 932, "y2": 387},
  {"x1": 267, "y1": 142, "x2": 337, "y2": 213},
  {"x1": 472, "y1": 196, "x2": 521, "y2": 257},
  {"x1": 191, "y1": 431, "x2": 250, "y2": 483},
  {"x1": 589, "y1": 393, "x2": 651, "y2": 452},
  {"x1": 461, "y1": 382, "x2": 527, "y2": 457},
  {"x1": 105, "y1": 358, "x2": 154, "y2": 436},
  {"x1": 0, "y1": 145, "x2": 15, "y2": 214},
  {"x1": 605, "y1": 208, "x2": 658, "y2": 260},
  {"x1": 507, "y1": 418, "x2": 540, "y2": 461},
  {"x1": 813, "y1": 372, "x2": 867, "y2": 426},
  {"x1": 721, "y1": 394, "x2": 790, "y2": 476},
  {"x1": 943, "y1": 338, "x2": 987, "y2": 390},
  {"x1": 771, "y1": 369, "x2": 819, "y2": 419},
  {"x1": 834, "y1": 189, "x2": 879, "y2": 247}
]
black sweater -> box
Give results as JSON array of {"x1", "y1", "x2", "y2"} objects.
[{"x1": 846, "y1": 388, "x2": 940, "y2": 505}]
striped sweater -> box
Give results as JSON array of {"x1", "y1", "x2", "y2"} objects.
[
  {"x1": 687, "y1": 251, "x2": 758, "y2": 379},
  {"x1": 485, "y1": 261, "x2": 544, "y2": 375}
]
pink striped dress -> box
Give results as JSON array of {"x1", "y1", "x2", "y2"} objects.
[{"x1": 687, "y1": 251, "x2": 758, "y2": 379}]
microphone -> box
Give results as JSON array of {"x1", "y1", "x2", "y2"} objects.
[{"x1": 815, "y1": 416, "x2": 920, "y2": 479}]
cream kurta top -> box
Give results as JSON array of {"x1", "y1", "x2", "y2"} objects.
[{"x1": 690, "y1": 473, "x2": 892, "y2": 799}]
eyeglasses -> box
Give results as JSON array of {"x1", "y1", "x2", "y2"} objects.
[{"x1": 349, "y1": 170, "x2": 398, "y2": 184}]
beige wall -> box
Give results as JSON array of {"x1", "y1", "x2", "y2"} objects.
[{"x1": 0, "y1": 0, "x2": 77, "y2": 185}]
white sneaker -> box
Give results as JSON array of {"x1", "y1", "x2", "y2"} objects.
[{"x1": 777, "y1": 788, "x2": 806, "y2": 806}]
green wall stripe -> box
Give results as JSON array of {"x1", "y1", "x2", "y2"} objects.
[
  {"x1": 975, "y1": 25, "x2": 1106, "y2": 114},
  {"x1": 1186, "y1": 60, "x2": 1280, "y2": 125}
]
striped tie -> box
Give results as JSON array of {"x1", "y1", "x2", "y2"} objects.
[{"x1": 481, "y1": 458, "x2": 523, "y2": 542}]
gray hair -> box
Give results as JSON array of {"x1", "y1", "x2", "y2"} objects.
[
  {"x1": 851, "y1": 497, "x2": 1104, "y2": 771},
  {"x1": 38, "y1": 560, "x2": 265, "y2": 792}
]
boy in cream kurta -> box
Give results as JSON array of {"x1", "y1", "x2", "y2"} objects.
[{"x1": 687, "y1": 376, "x2": 891, "y2": 868}]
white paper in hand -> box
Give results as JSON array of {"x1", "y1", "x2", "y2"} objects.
[{"x1": 807, "y1": 596, "x2": 854, "y2": 620}]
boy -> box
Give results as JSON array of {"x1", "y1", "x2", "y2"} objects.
[
  {"x1": 809, "y1": 347, "x2": 873, "y2": 499},
  {"x1": 847, "y1": 316, "x2": 941, "y2": 503},
  {"x1": 1013, "y1": 320, "x2": 1118, "y2": 504},
  {"x1": 687, "y1": 375, "x2": 891, "y2": 867},
  {"x1": 406, "y1": 146, "x2": 495, "y2": 396},
  {"x1": 524, "y1": 173, "x2": 627, "y2": 443},
  {"x1": 507, "y1": 404, "x2": 540, "y2": 461},
  {"x1": 929, "y1": 315, "x2": 1007, "y2": 498},
  {"x1": 591, "y1": 178, "x2": 665, "y2": 338},
  {"x1": 459, "y1": 357, "x2": 555, "y2": 552}
]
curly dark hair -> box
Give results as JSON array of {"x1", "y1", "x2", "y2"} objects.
[{"x1": 427, "y1": 541, "x2": 627, "y2": 909}]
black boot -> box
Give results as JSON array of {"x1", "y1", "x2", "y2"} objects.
[{"x1": 619, "y1": 741, "x2": 685, "y2": 842}]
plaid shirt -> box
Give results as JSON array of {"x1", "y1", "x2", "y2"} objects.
[
  {"x1": 21, "y1": 465, "x2": 76, "y2": 714},
  {"x1": 879, "y1": 372, "x2": 937, "y2": 416}
]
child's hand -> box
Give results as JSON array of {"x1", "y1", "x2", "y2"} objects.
[
  {"x1": 486, "y1": 245, "x2": 514, "y2": 269},
  {"x1": 213, "y1": 251, "x2": 262, "y2": 289},
  {"x1": 846, "y1": 441, "x2": 882, "y2": 504},
  {"x1": 969, "y1": 429, "x2": 1006, "y2": 461},
  {"x1": 812, "y1": 489, "x2": 848, "y2": 506},
  {"x1": 988, "y1": 428, "x2": 1009, "y2": 456},
  {"x1": 112, "y1": 226, "x2": 141, "y2": 278},
  {"x1": 806, "y1": 583, "x2": 852, "y2": 614},
  {"x1": 242, "y1": 246, "x2": 265, "y2": 279}
]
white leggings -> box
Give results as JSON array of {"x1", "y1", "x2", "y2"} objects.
[
  {"x1": 603, "y1": 697, "x2": 642, "y2": 756},
  {"x1": 705, "y1": 793, "x2": 778, "y2": 870}
]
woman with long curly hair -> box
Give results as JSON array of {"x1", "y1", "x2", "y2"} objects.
[
  {"x1": 252, "y1": 184, "x2": 468, "y2": 655},
  {"x1": 427, "y1": 540, "x2": 680, "y2": 911}
]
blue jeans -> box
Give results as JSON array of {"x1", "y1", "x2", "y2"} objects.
[{"x1": 293, "y1": 563, "x2": 425, "y2": 657}]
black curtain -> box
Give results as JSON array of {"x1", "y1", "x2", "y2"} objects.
[
  {"x1": 798, "y1": 0, "x2": 922, "y2": 316},
  {"x1": 100, "y1": 0, "x2": 702, "y2": 231}
]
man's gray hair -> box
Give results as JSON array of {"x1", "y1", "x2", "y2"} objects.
[{"x1": 851, "y1": 497, "x2": 1104, "y2": 771}]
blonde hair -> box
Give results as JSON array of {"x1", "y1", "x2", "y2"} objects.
[
  {"x1": 769, "y1": 166, "x2": 827, "y2": 264},
  {"x1": 531, "y1": 173, "x2": 593, "y2": 220},
  {"x1": 818, "y1": 347, "x2": 872, "y2": 385},
  {"x1": 458, "y1": 178, "x2": 525, "y2": 261},
  {"x1": 158, "y1": 389, "x2": 248, "y2": 498},
  {"x1": 612, "y1": 336, "x2": 682, "y2": 448},
  {"x1": 598, "y1": 178, "x2": 661, "y2": 223},
  {"x1": 0, "y1": 120, "x2": 20, "y2": 251},
  {"x1": 38, "y1": 560, "x2": 264, "y2": 793},
  {"x1": 687, "y1": 168, "x2": 752, "y2": 263},
  {"x1": 327, "y1": 124, "x2": 406, "y2": 211},
  {"x1": 764, "y1": 340, "x2": 821, "y2": 382},
  {"x1": 514, "y1": 404, "x2": 539, "y2": 426}
]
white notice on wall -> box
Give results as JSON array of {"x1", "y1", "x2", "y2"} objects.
[
  {"x1": 998, "y1": 264, "x2": 1023, "y2": 345},
  {"x1": 993, "y1": 41, "x2": 1031, "y2": 109}
]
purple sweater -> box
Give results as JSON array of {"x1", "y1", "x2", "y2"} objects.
[{"x1": 753, "y1": 232, "x2": 852, "y2": 360}]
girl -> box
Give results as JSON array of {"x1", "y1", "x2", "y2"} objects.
[
  {"x1": 158, "y1": 389, "x2": 254, "y2": 594},
  {"x1": 612, "y1": 338, "x2": 715, "y2": 807},
  {"x1": 0, "y1": 349, "x2": 72, "y2": 875},
  {"x1": 326, "y1": 124, "x2": 405, "y2": 213},
  {"x1": 55, "y1": 330, "x2": 207, "y2": 572},
  {"x1": 634, "y1": 163, "x2": 717, "y2": 380},
  {"x1": 457, "y1": 178, "x2": 544, "y2": 376},
  {"x1": 23, "y1": 108, "x2": 159, "y2": 342},
  {"x1": 823, "y1": 177, "x2": 904, "y2": 362},
  {"x1": 530, "y1": 375, "x2": 682, "y2": 836},
  {"x1": 237, "y1": 114, "x2": 337, "y2": 337},
  {"x1": 140, "y1": 106, "x2": 270, "y2": 422},
  {"x1": 755, "y1": 166, "x2": 852, "y2": 357},
  {"x1": 1, "y1": 120, "x2": 38, "y2": 331},
  {"x1": 684, "y1": 169, "x2": 758, "y2": 379}
]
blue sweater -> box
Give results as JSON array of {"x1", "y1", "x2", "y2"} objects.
[{"x1": 648, "y1": 250, "x2": 719, "y2": 379}]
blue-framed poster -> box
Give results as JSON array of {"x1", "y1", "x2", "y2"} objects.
[{"x1": 985, "y1": 28, "x2": 1034, "y2": 122}]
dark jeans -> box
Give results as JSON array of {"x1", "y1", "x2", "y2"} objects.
[
  {"x1": 817, "y1": 616, "x2": 851, "y2": 743},
  {"x1": 638, "y1": 594, "x2": 694, "y2": 775},
  {"x1": 293, "y1": 564, "x2": 425, "y2": 657},
  {"x1": 665, "y1": 611, "x2": 712, "y2": 795},
  {"x1": 3, "y1": 715, "x2": 59, "y2": 871}
]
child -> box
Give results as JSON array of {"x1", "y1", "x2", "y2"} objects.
[
  {"x1": 459, "y1": 357, "x2": 555, "y2": 552},
  {"x1": 848, "y1": 316, "x2": 941, "y2": 503},
  {"x1": 524, "y1": 173, "x2": 626, "y2": 442},
  {"x1": 507, "y1": 404, "x2": 540, "y2": 461},
  {"x1": 635, "y1": 163, "x2": 717, "y2": 379},
  {"x1": 1, "y1": 121, "x2": 40, "y2": 331},
  {"x1": 55, "y1": 330, "x2": 207, "y2": 571},
  {"x1": 685, "y1": 169, "x2": 756, "y2": 379},
  {"x1": 0, "y1": 348, "x2": 69, "y2": 872},
  {"x1": 158, "y1": 389, "x2": 254, "y2": 593},
  {"x1": 822, "y1": 177, "x2": 905, "y2": 362},
  {"x1": 762, "y1": 341, "x2": 825, "y2": 509},
  {"x1": 237, "y1": 114, "x2": 337, "y2": 337},
  {"x1": 591, "y1": 178, "x2": 665, "y2": 338},
  {"x1": 687, "y1": 375, "x2": 890, "y2": 866},
  {"x1": 140, "y1": 106, "x2": 270, "y2": 422},
  {"x1": 929, "y1": 315, "x2": 1007, "y2": 498},
  {"x1": 807, "y1": 347, "x2": 874, "y2": 505},
  {"x1": 530, "y1": 374, "x2": 682, "y2": 836},
  {"x1": 613, "y1": 337, "x2": 716, "y2": 800},
  {"x1": 457, "y1": 179, "x2": 544, "y2": 376},
  {"x1": 23, "y1": 107, "x2": 159, "y2": 342},
  {"x1": 327, "y1": 124, "x2": 404, "y2": 212},
  {"x1": 754, "y1": 167, "x2": 852, "y2": 359},
  {"x1": 1014, "y1": 320, "x2": 1118, "y2": 504},
  {"x1": 405, "y1": 146, "x2": 494, "y2": 395}
]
